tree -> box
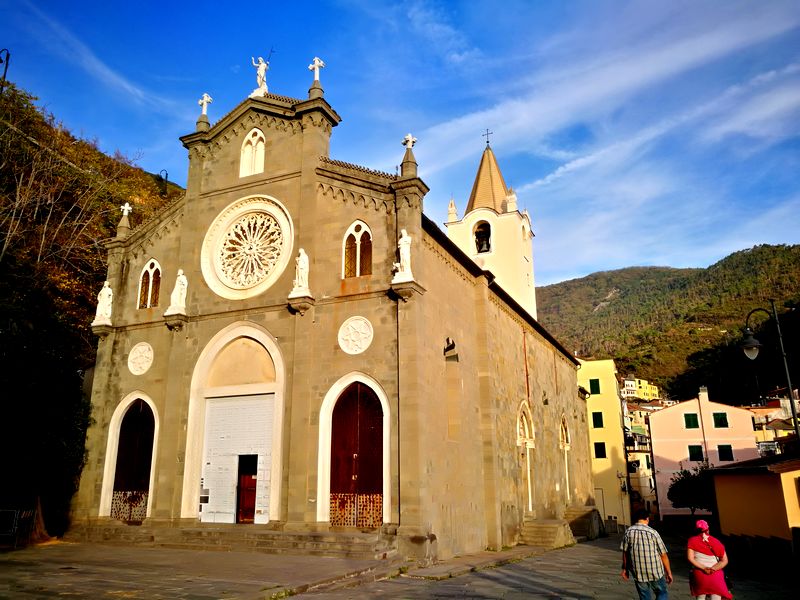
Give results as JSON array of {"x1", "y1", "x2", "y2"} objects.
[
  {"x1": 0, "y1": 82, "x2": 174, "y2": 537},
  {"x1": 667, "y1": 462, "x2": 714, "y2": 514}
]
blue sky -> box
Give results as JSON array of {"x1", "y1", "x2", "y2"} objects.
[{"x1": 2, "y1": 0, "x2": 799, "y2": 285}]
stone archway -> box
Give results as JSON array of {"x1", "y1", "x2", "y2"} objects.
[
  {"x1": 316, "y1": 372, "x2": 391, "y2": 525},
  {"x1": 99, "y1": 392, "x2": 159, "y2": 520},
  {"x1": 111, "y1": 399, "x2": 155, "y2": 522},
  {"x1": 329, "y1": 382, "x2": 383, "y2": 528},
  {"x1": 182, "y1": 323, "x2": 285, "y2": 523}
]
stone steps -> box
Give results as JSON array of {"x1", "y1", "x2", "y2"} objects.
[
  {"x1": 519, "y1": 518, "x2": 575, "y2": 549},
  {"x1": 66, "y1": 524, "x2": 397, "y2": 559},
  {"x1": 564, "y1": 505, "x2": 604, "y2": 539}
]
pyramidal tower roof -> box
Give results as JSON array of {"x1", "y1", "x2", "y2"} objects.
[{"x1": 465, "y1": 144, "x2": 510, "y2": 213}]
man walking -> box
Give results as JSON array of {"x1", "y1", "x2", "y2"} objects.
[{"x1": 621, "y1": 508, "x2": 673, "y2": 599}]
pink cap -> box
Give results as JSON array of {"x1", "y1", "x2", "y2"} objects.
[{"x1": 696, "y1": 519, "x2": 710, "y2": 531}]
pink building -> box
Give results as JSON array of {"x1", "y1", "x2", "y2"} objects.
[{"x1": 649, "y1": 387, "x2": 759, "y2": 516}]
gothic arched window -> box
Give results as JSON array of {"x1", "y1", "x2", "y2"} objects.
[
  {"x1": 342, "y1": 221, "x2": 373, "y2": 278},
  {"x1": 239, "y1": 128, "x2": 266, "y2": 177},
  {"x1": 138, "y1": 259, "x2": 161, "y2": 309},
  {"x1": 474, "y1": 221, "x2": 491, "y2": 253}
]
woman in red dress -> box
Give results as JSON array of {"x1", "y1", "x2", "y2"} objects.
[{"x1": 686, "y1": 519, "x2": 732, "y2": 600}]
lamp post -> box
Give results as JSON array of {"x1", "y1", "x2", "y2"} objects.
[
  {"x1": 0, "y1": 49, "x2": 10, "y2": 95},
  {"x1": 158, "y1": 169, "x2": 168, "y2": 196},
  {"x1": 741, "y1": 299, "x2": 799, "y2": 443}
]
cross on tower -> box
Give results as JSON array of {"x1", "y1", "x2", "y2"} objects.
[
  {"x1": 482, "y1": 128, "x2": 493, "y2": 145},
  {"x1": 402, "y1": 133, "x2": 417, "y2": 149},
  {"x1": 308, "y1": 56, "x2": 325, "y2": 81},
  {"x1": 198, "y1": 93, "x2": 213, "y2": 116},
  {"x1": 120, "y1": 202, "x2": 133, "y2": 217}
]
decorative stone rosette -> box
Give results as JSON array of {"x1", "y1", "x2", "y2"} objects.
[{"x1": 201, "y1": 195, "x2": 294, "y2": 300}]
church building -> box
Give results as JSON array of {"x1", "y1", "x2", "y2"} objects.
[{"x1": 72, "y1": 58, "x2": 593, "y2": 561}]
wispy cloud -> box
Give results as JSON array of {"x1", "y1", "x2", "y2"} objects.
[
  {"x1": 405, "y1": 0, "x2": 481, "y2": 65},
  {"x1": 406, "y1": 2, "x2": 800, "y2": 176},
  {"x1": 21, "y1": 1, "x2": 176, "y2": 113}
]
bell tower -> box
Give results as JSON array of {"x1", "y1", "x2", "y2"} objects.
[{"x1": 445, "y1": 142, "x2": 537, "y2": 319}]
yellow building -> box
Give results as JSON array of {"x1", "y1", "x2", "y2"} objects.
[
  {"x1": 711, "y1": 455, "x2": 800, "y2": 564},
  {"x1": 579, "y1": 359, "x2": 631, "y2": 529}
]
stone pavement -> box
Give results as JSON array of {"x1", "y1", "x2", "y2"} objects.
[{"x1": 0, "y1": 533, "x2": 794, "y2": 599}]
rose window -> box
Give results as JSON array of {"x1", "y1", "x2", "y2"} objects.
[
  {"x1": 201, "y1": 195, "x2": 294, "y2": 300},
  {"x1": 218, "y1": 212, "x2": 283, "y2": 289}
]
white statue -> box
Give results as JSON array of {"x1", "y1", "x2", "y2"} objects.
[
  {"x1": 289, "y1": 249, "x2": 311, "y2": 298},
  {"x1": 392, "y1": 229, "x2": 414, "y2": 283},
  {"x1": 164, "y1": 269, "x2": 188, "y2": 316},
  {"x1": 308, "y1": 56, "x2": 325, "y2": 81},
  {"x1": 92, "y1": 281, "x2": 113, "y2": 326},
  {"x1": 120, "y1": 202, "x2": 133, "y2": 217},
  {"x1": 251, "y1": 56, "x2": 269, "y2": 94},
  {"x1": 198, "y1": 93, "x2": 213, "y2": 116}
]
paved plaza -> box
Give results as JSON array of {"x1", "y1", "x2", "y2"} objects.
[{"x1": 0, "y1": 533, "x2": 794, "y2": 599}]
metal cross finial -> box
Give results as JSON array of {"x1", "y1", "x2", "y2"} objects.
[
  {"x1": 120, "y1": 202, "x2": 133, "y2": 217},
  {"x1": 308, "y1": 56, "x2": 325, "y2": 81},
  {"x1": 198, "y1": 92, "x2": 213, "y2": 115},
  {"x1": 402, "y1": 133, "x2": 417, "y2": 149},
  {"x1": 482, "y1": 128, "x2": 493, "y2": 146}
]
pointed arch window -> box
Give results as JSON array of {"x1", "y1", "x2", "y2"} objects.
[
  {"x1": 138, "y1": 259, "x2": 161, "y2": 309},
  {"x1": 239, "y1": 128, "x2": 266, "y2": 177},
  {"x1": 342, "y1": 220, "x2": 373, "y2": 278},
  {"x1": 559, "y1": 418, "x2": 571, "y2": 450},
  {"x1": 474, "y1": 221, "x2": 491, "y2": 253}
]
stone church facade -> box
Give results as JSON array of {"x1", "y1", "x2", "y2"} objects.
[{"x1": 72, "y1": 67, "x2": 592, "y2": 560}]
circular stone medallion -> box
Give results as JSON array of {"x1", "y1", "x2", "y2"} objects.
[
  {"x1": 128, "y1": 342, "x2": 154, "y2": 375},
  {"x1": 337, "y1": 316, "x2": 374, "y2": 355}
]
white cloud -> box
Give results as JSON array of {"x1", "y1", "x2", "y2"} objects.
[
  {"x1": 702, "y1": 82, "x2": 800, "y2": 143},
  {"x1": 21, "y1": 1, "x2": 176, "y2": 114},
  {"x1": 405, "y1": 0, "x2": 481, "y2": 65}
]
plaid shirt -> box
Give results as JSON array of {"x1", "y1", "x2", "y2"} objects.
[{"x1": 620, "y1": 523, "x2": 668, "y2": 582}]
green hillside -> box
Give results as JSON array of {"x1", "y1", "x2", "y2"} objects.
[{"x1": 536, "y1": 245, "x2": 800, "y2": 402}]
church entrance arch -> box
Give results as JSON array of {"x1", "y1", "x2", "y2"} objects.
[
  {"x1": 182, "y1": 323, "x2": 285, "y2": 524},
  {"x1": 317, "y1": 373, "x2": 390, "y2": 527},
  {"x1": 330, "y1": 382, "x2": 382, "y2": 528},
  {"x1": 99, "y1": 392, "x2": 159, "y2": 521}
]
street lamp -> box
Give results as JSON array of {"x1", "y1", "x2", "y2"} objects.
[
  {"x1": 0, "y1": 49, "x2": 10, "y2": 95},
  {"x1": 741, "y1": 299, "x2": 799, "y2": 443}
]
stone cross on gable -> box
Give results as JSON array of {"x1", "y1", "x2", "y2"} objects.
[
  {"x1": 308, "y1": 56, "x2": 325, "y2": 81},
  {"x1": 402, "y1": 133, "x2": 417, "y2": 149},
  {"x1": 120, "y1": 202, "x2": 133, "y2": 217},
  {"x1": 198, "y1": 93, "x2": 213, "y2": 116}
]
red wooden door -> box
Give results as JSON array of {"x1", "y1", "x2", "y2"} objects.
[
  {"x1": 236, "y1": 455, "x2": 258, "y2": 523},
  {"x1": 330, "y1": 383, "x2": 383, "y2": 528}
]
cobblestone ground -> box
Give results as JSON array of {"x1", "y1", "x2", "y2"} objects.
[{"x1": 300, "y1": 534, "x2": 794, "y2": 599}]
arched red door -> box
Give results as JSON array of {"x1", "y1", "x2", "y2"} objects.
[{"x1": 330, "y1": 382, "x2": 382, "y2": 528}]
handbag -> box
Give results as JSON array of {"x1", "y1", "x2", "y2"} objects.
[{"x1": 703, "y1": 538, "x2": 732, "y2": 591}]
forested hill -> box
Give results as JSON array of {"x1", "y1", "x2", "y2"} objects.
[
  {"x1": 536, "y1": 245, "x2": 800, "y2": 400},
  {"x1": 0, "y1": 82, "x2": 179, "y2": 536}
]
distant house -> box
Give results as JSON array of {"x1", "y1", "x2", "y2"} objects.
[
  {"x1": 649, "y1": 387, "x2": 760, "y2": 517},
  {"x1": 579, "y1": 359, "x2": 631, "y2": 529},
  {"x1": 625, "y1": 402, "x2": 658, "y2": 518}
]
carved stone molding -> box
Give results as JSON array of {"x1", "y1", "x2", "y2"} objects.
[
  {"x1": 165, "y1": 313, "x2": 189, "y2": 331},
  {"x1": 91, "y1": 324, "x2": 114, "y2": 338},
  {"x1": 287, "y1": 295, "x2": 315, "y2": 316},
  {"x1": 389, "y1": 280, "x2": 426, "y2": 302}
]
